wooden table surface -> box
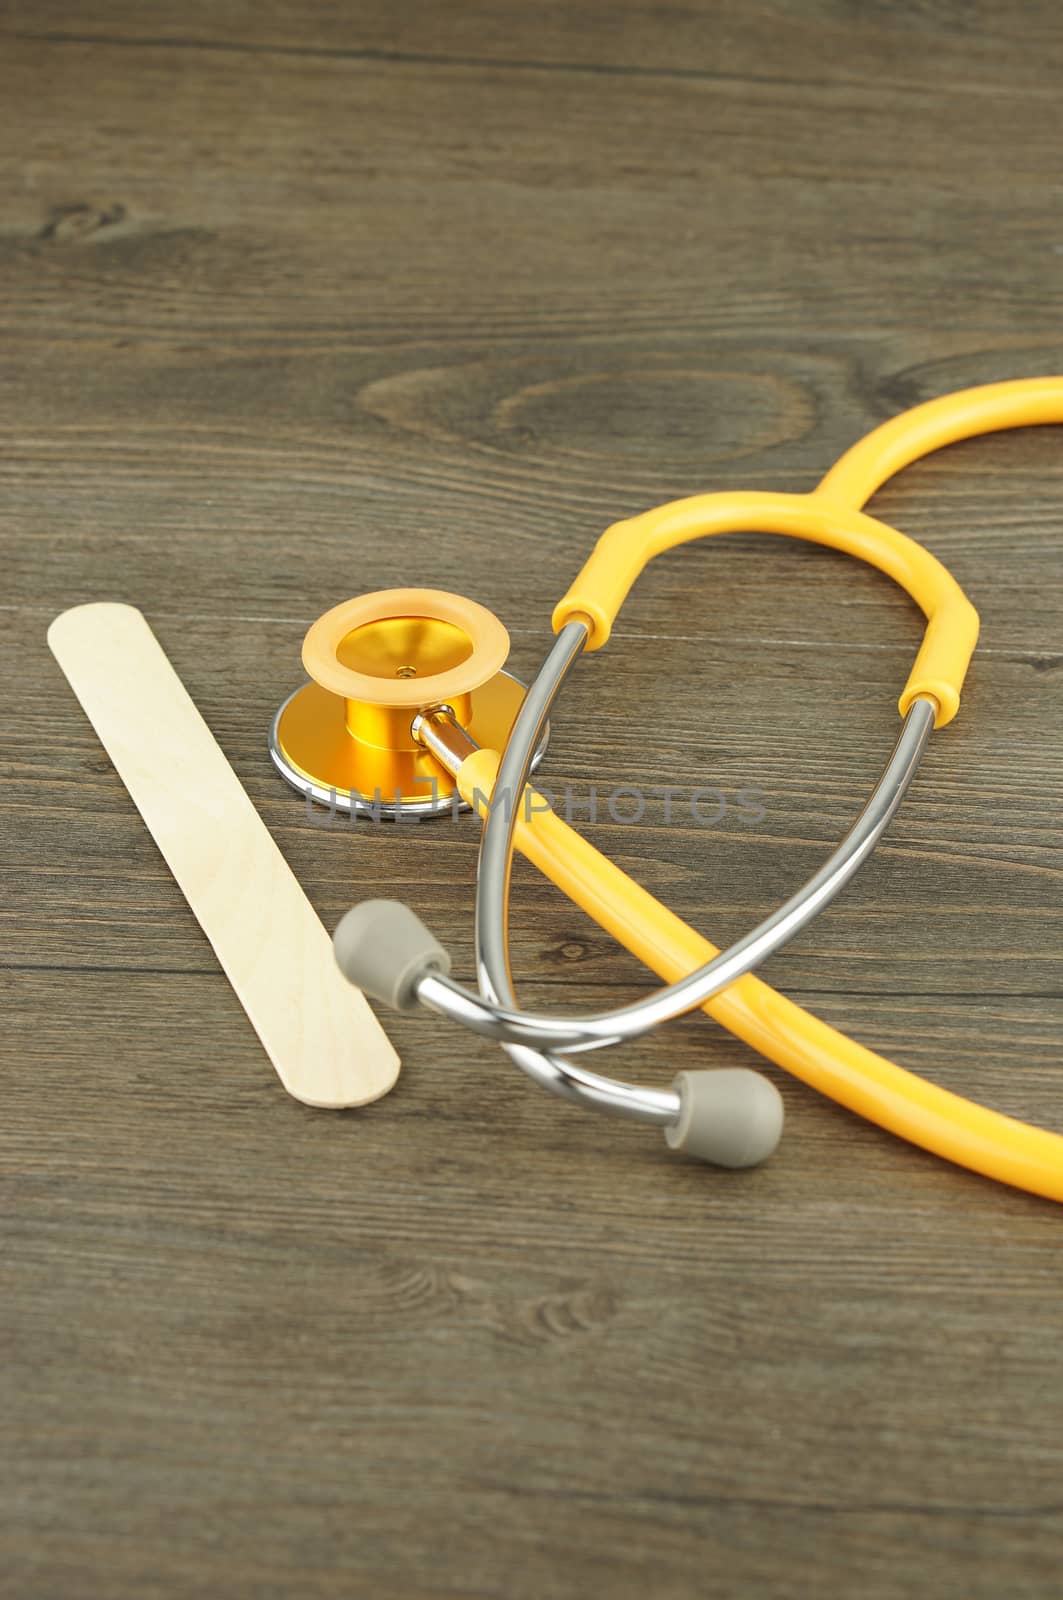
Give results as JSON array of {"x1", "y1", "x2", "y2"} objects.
[{"x1": 3, "y1": 4, "x2": 1062, "y2": 1596}]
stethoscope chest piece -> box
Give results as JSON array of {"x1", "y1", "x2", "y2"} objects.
[{"x1": 270, "y1": 587, "x2": 548, "y2": 818}]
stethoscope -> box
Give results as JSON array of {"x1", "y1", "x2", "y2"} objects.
[{"x1": 270, "y1": 377, "x2": 1063, "y2": 1203}]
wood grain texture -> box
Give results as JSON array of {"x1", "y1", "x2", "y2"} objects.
[{"x1": 1, "y1": 3, "x2": 1062, "y2": 1596}]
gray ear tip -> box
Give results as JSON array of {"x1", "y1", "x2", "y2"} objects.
[
  {"x1": 333, "y1": 900, "x2": 451, "y2": 1013},
  {"x1": 665, "y1": 1068, "x2": 784, "y2": 1168}
]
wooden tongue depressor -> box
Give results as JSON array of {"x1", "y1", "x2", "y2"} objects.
[{"x1": 48, "y1": 603, "x2": 400, "y2": 1108}]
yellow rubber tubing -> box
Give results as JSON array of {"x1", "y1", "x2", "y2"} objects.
[
  {"x1": 817, "y1": 376, "x2": 1063, "y2": 506},
  {"x1": 459, "y1": 749, "x2": 1063, "y2": 1204},
  {"x1": 555, "y1": 493, "x2": 978, "y2": 725},
  {"x1": 553, "y1": 377, "x2": 1063, "y2": 725}
]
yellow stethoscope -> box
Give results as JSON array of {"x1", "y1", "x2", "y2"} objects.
[{"x1": 271, "y1": 378, "x2": 1063, "y2": 1204}]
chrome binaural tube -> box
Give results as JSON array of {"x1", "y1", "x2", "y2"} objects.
[{"x1": 417, "y1": 684, "x2": 936, "y2": 1058}]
